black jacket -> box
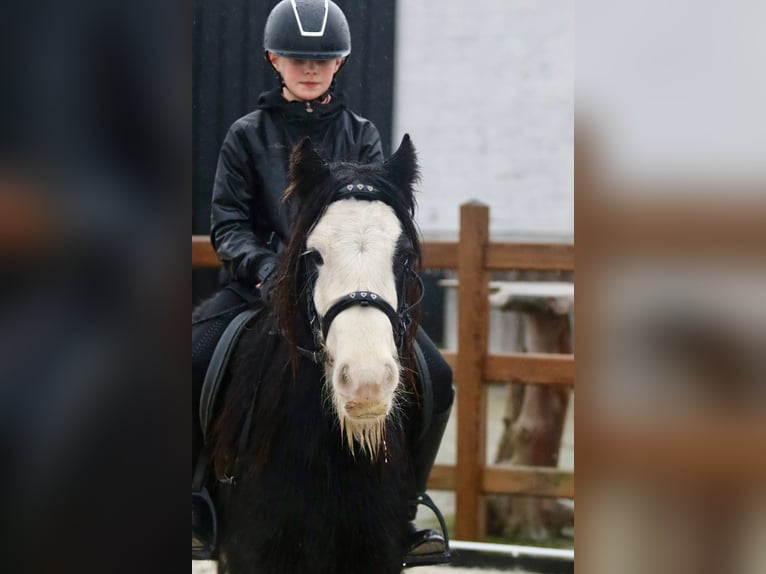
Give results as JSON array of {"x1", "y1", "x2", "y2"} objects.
[{"x1": 210, "y1": 89, "x2": 384, "y2": 286}]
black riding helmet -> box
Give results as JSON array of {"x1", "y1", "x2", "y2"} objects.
[{"x1": 264, "y1": 0, "x2": 351, "y2": 61}]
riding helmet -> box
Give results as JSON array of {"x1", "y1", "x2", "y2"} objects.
[{"x1": 264, "y1": 0, "x2": 351, "y2": 60}]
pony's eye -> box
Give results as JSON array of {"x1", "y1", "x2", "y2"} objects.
[
  {"x1": 309, "y1": 250, "x2": 324, "y2": 266},
  {"x1": 301, "y1": 249, "x2": 324, "y2": 270}
]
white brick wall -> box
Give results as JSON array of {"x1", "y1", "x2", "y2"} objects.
[{"x1": 393, "y1": 0, "x2": 573, "y2": 240}]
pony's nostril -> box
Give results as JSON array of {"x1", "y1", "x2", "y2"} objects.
[{"x1": 339, "y1": 364, "x2": 350, "y2": 385}]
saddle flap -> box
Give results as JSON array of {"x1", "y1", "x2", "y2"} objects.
[{"x1": 199, "y1": 308, "x2": 260, "y2": 442}]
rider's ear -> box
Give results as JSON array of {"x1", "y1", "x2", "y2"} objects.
[
  {"x1": 286, "y1": 137, "x2": 331, "y2": 201},
  {"x1": 383, "y1": 134, "x2": 420, "y2": 206}
]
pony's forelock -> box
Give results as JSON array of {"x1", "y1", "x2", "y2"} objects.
[{"x1": 274, "y1": 152, "x2": 422, "y2": 378}]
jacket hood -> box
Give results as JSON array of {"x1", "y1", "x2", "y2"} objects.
[{"x1": 257, "y1": 88, "x2": 347, "y2": 122}]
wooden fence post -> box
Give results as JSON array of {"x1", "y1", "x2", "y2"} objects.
[{"x1": 455, "y1": 201, "x2": 490, "y2": 540}]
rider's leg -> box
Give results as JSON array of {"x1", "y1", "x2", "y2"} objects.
[{"x1": 406, "y1": 327, "x2": 455, "y2": 558}]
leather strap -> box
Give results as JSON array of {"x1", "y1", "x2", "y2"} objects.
[
  {"x1": 199, "y1": 308, "x2": 260, "y2": 442},
  {"x1": 332, "y1": 183, "x2": 408, "y2": 224},
  {"x1": 412, "y1": 337, "x2": 433, "y2": 443},
  {"x1": 192, "y1": 446, "x2": 211, "y2": 493},
  {"x1": 321, "y1": 291, "x2": 401, "y2": 342}
]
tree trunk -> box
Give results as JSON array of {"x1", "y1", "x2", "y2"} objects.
[{"x1": 486, "y1": 307, "x2": 573, "y2": 542}]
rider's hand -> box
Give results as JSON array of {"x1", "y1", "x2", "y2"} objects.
[{"x1": 256, "y1": 256, "x2": 278, "y2": 302}]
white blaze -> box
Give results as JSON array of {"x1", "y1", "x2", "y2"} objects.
[{"x1": 307, "y1": 198, "x2": 403, "y2": 457}]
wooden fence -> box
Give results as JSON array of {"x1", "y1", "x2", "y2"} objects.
[{"x1": 191, "y1": 201, "x2": 575, "y2": 541}]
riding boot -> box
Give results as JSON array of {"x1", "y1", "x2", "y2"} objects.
[
  {"x1": 404, "y1": 402, "x2": 453, "y2": 563},
  {"x1": 192, "y1": 443, "x2": 217, "y2": 559}
]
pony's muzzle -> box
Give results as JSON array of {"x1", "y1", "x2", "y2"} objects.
[{"x1": 333, "y1": 361, "x2": 399, "y2": 416}]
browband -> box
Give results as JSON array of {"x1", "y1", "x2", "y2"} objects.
[{"x1": 333, "y1": 183, "x2": 403, "y2": 216}]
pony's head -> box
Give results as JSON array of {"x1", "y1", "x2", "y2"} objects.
[{"x1": 274, "y1": 135, "x2": 421, "y2": 458}]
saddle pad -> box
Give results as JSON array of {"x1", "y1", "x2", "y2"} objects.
[{"x1": 199, "y1": 308, "x2": 260, "y2": 442}]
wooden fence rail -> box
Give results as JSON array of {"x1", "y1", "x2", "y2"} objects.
[{"x1": 192, "y1": 201, "x2": 575, "y2": 541}]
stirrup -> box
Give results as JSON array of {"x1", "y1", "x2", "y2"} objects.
[
  {"x1": 403, "y1": 493, "x2": 451, "y2": 568},
  {"x1": 192, "y1": 487, "x2": 218, "y2": 561}
]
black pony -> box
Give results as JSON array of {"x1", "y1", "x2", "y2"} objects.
[{"x1": 210, "y1": 135, "x2": 425, "y2": 574}]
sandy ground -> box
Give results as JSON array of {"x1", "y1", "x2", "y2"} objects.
[{"x1": 192, "y1": 385, "x2": 574, "y2": 574}]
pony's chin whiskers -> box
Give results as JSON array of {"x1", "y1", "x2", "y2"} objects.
[
  {"x1": 332, "y1": 392, "x2": 389, "y2": 461},
  {"x1": 320, "y1": 374, "x2": 335, "y2": 414},
  {"x1": 389, "y1": 385, "x2": 406, "y2": 420},
  {"x1": 338, "y1": 413, "x2": 387, "y2": 461}
]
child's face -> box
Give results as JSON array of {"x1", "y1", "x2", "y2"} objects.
[{"x1": 268, "y1": 53, "x2": 343, "y2": 101}]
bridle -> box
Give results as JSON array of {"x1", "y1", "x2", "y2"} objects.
[
  {"x1": 214, "y1": 182, "x2": 423, "y2": 487},
  {"x1": 296, "y1": 182, "x2": 423, "y2": 365}
]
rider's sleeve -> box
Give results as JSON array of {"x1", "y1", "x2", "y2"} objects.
[
  {"x1": 209, "y1": 123, "x2": 277, "y2": 287},
  {"x1": 359, "y1": 121, "x2": 384, "y2": 164}
]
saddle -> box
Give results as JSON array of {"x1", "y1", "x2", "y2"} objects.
[
  {"x1": 192, "y1": 307, "x2": 260, "y2": 560},
  {"x1": 192, "y1": 309, "x2": 448, "y2": 565}
]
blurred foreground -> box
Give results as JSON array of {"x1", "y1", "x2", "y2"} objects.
[
  {"x1": 2, "y1": 1, "x2": 766, "y2": 573},
  {"x1": 577, "y1": 1, "x2": 766, "y2": 572}
]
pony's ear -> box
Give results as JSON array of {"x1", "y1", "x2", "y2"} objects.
[
  {"x1": 285, "y1": 137, "x2": 331, "y2": 201},
  {"x1": 383, "y1": 134, "x2": 420, "y2": 200}
]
